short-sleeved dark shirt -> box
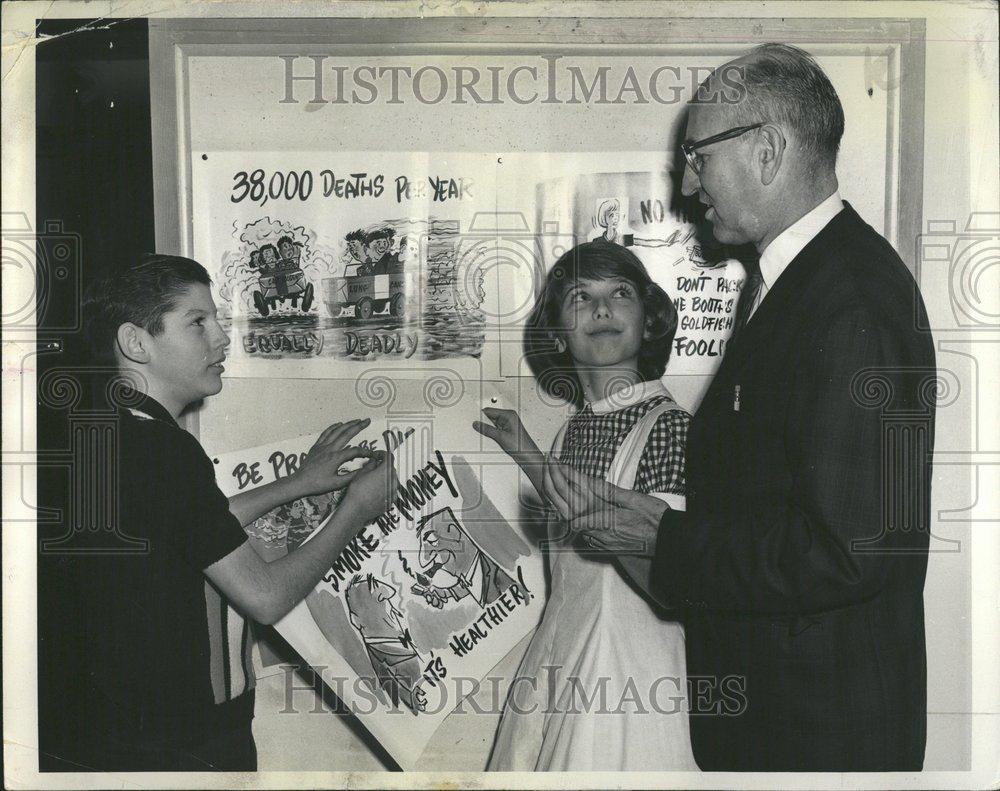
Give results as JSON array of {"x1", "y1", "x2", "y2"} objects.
[{"x1": 77, "y1": 394, "x2": 255, "y2": 751}]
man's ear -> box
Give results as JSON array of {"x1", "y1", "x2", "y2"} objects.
[
  {"x1": 116, "y1": 322, "x2": 151, "y2": 364},
  {"x1": 757, "y1": 124, "x2": 785, "y2": 186}
]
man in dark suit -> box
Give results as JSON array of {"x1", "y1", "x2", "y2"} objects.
[{"x1": 544, "y1": 43, "x2": 935, "y2": 771}]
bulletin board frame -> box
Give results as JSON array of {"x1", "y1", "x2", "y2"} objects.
[{"x1": 148, "y1": 15, "x2": 926, "y2": 436}]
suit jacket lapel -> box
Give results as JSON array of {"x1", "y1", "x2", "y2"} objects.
[{"x1": 702, "y1": 204, "x2": 858, "y2": 400}]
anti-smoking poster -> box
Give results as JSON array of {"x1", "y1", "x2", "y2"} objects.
[
  {"x1": 191, "y1": 152, "x2": 522, "y2": 378},
  {"x1": 211, "y1": 420, "x2": 545, "y2": 769},
  {"x1": 192, "y1": 151, "x2": 744, "y2": 390}
]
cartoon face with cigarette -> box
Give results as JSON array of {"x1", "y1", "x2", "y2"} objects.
[{"x1": 413, "y1": 508, "x2": 518, "y2": 609}]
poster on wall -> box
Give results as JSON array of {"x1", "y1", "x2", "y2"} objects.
[
  {"x1": 191, "y1": 152, "x2": 524, "y2": 378},
  {"x1": 211, "y1": 417, "x2": 545, "y2": 769},
  {"x1": 192, "y1": 151, "x2": 745, "y2": 398},
  {"x1": 534, "y1": 157, "x2": 748, "y2": 405}
]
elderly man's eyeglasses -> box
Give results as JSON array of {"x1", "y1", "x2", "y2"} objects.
[{"x1": 681, "y1": 123, "x2": 765, "y2": 175}]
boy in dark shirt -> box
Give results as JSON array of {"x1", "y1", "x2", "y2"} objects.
[{"x1": 75, "y1": 254, "x2": 396, "y2": 770}]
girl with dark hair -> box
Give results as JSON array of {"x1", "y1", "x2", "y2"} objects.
[{"x1": 475, "y1": 240, "x2": 697, "y2": 770}]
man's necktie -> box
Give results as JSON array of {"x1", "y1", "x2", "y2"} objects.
[{"x1": 731, "y1": 265, "x2": 764, "y2": 338}]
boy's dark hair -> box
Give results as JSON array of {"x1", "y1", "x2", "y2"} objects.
[
  {"x1": 524, "y1": 240, "x2": 677, "y2": 409},
  {"x1": 82, "y1": 254, "x2": 212, "y2": 366},
  {"x1": 276, "y1": 235, "x2": 295, "y2": 250},
  {"x1": 345, "y1": 229, "x2": 366, "y2": 243}
]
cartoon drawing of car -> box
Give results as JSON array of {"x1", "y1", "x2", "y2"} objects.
[
  {"x1": 322, "y1": 267, "x2": 417, "y2": 320},
  {"x1": 251, "y1": 242, "x2": 315, "y2": 317}
]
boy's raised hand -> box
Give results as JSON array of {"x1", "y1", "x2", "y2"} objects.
[
  {"x1": 473, "y1": 407, "x2": 540, "y2": 461},
  {"x1": 342, "y1": 450, "x2": 399, "y2": 524},
  {"x1": 293, "y1": 419, "x2": 374, "y2": 497}
]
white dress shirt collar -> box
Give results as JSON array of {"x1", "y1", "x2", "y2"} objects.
[{"x1": 758, "y1": 191, "x2": 844, "y2": 291}]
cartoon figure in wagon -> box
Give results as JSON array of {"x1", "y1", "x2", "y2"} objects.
[
  {"x1": 250, "y1": 237, "x2": 315, "y2": 317},
  {"x1": 323, "y1": 227, "x2": 413, "y2": 320}
]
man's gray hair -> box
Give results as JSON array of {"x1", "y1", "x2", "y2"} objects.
[{"x1": 710, "y1": 43, "x2": 845, "y2": 169}]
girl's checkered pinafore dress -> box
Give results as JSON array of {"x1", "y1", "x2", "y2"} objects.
[{"x1": 488, "y1": 380, "x2": 698, "y2": 771}]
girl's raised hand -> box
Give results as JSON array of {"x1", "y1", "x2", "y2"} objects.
[{"x1": 473, "y1": 407, "x2": 540, "y2": 461}]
